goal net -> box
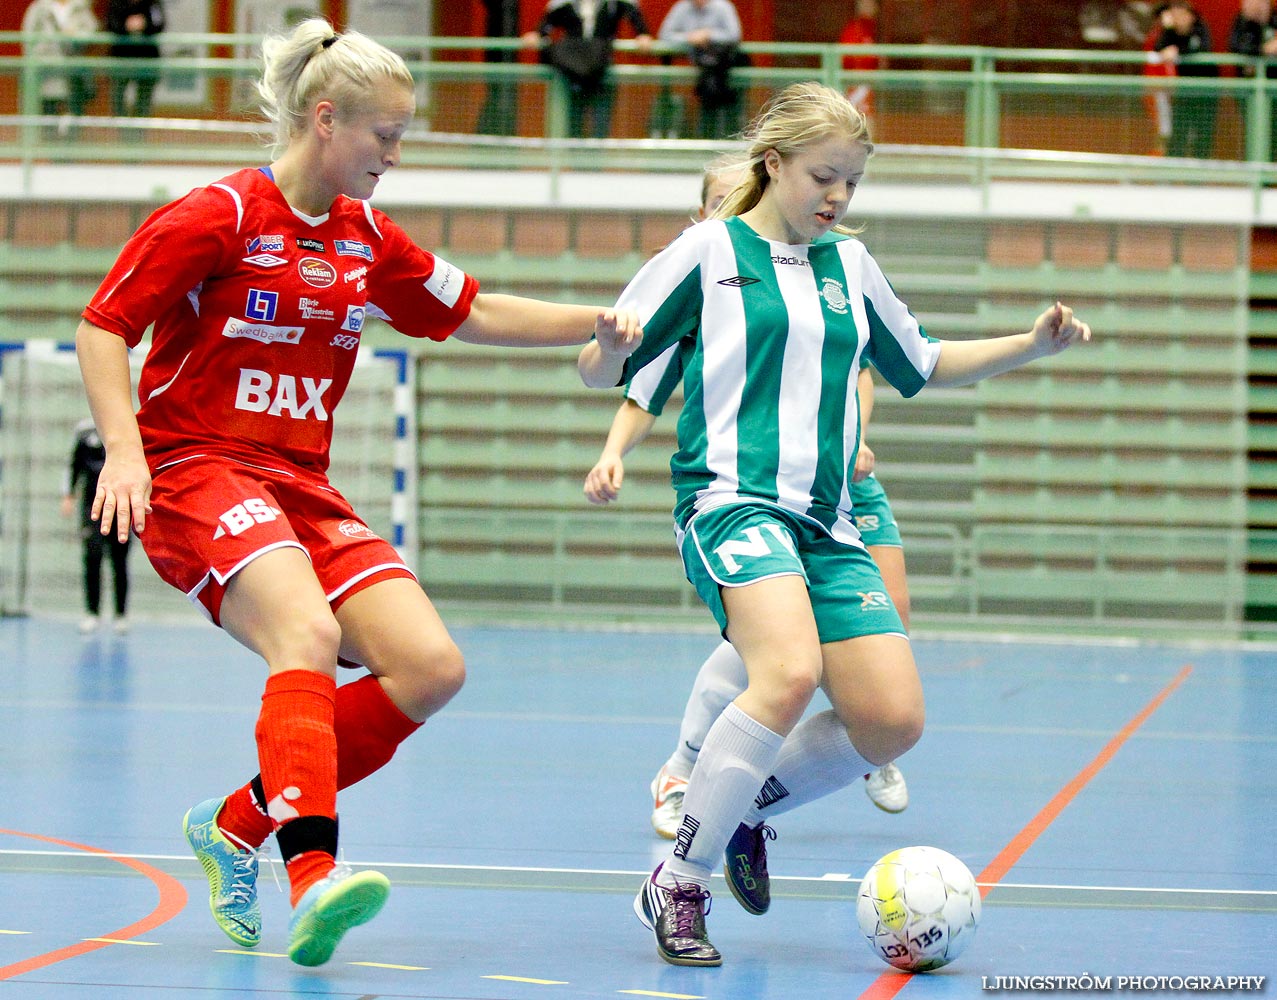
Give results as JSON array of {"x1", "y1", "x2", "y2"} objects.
[{"x1": 0, "y1": 341, "x2": 413, "y2": 622}]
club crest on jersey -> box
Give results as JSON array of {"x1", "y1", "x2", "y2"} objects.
[
  {"x1": 298, "y1": 256, "x2": 337, "y2": 288},
  {"x1": 335, "y1": 239, "x2": 373, "y2": 261},
  {"x1": 821, "y1": 277, "x2": 849, "y2": 314},
  {"x1": 718, "y1": 275, "x2": 760, "y2": 287},
  {"x1": 341, "y1": 305, "x2": 365, "y2": 333}
]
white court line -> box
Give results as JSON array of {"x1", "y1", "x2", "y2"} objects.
[{"x1": 0, "y1": 848, "x2": 1273, "y2": 905}]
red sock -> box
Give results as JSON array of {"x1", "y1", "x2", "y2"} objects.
[
  {"x1": 255, "y1": 669, "x2": 338, "y2": 902},
  {"x1": 336, "y1": 675, "x2": 423, "y2": 788},
  {"x1": 218, "y1": 675, "x2": 422, "y2": 850}
]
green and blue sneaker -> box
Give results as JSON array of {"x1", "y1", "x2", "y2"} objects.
[
  {"x1": 182, "y1": 797, "x2": 262, "y2": 948},
  {"x1": 287, "y1": 864, "x2": 390, "y2": 967}
]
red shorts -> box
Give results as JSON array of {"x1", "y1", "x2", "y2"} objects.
[{"x1": 141, "y1": 454, "x2": 414, "y2": 626}]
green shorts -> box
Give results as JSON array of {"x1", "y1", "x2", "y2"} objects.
[
  {"x1": 678, "y1": 501, "x2": 907, "y2": 644},
  {"x1": 850, "y1": 474, "x2": 901, "y2": 548}
]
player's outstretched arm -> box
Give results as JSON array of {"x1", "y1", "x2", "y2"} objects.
[
  {"x1": 454, "y1": 294, "x2": 642, "y2": 351},
  {"x1": 928, "y1": 302, "x2": 1091, "y2": 389},
  {"x1": 74, "y1": 320, "x2": 151, "y2": 540},
  {"x1": 578, "y1": 312, "x2": 645, "y2": 388},
  {"x1": 585, "y1": 399, "x2": 658, "y2": 504}
]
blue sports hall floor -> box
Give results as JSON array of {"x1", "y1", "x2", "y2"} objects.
[{"x1": 0, "y1": 615, "x2": 1273, "y2": 999}]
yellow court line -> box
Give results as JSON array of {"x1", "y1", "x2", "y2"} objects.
[
  {"x1": 83, "y1": 938, "x2": 160, "y2": 946},
  {"x1": 214, "y1": 950, "x2": 289, "y2": 958},
  {"x1": 349, "y1": 961, "x2": 430, "y2": 971},
  {"x1": 618, "y1": 990, "x2": 706, "y2": 999},
  {"x1": 483, "y1": 974, "x2": 571, "y2": 985}
]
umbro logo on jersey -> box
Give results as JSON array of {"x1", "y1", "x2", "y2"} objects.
[
  {"x1": 243, "y1": 252, "x2": 288, "y2": 268},
  {"x1": 718, "y1": 275, "x2": 760, "y2": 287}
]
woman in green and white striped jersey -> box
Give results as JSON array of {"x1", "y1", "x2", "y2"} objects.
[{"x1": 579, "y1": 81, "x2": 1091, "y2": 967}]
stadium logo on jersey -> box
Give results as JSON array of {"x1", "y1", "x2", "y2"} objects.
[
  {"x1": 298, "y1": 297, "x2": 335, "y2": 322},
  {"x1": 717, "y1": 275, "x2": 760, "y2": 287},
  {"x1": 821, "y1": 277, "x2": 849, "y2": 315},
  {"x1": 246, "y1": 234, "x2": 285, "y2": 254},
  {"x1": 245, "y1": 289, "x2": 278, "y2": 322},
  {"x1": 243, "y1": 252, "x2": 289, "y2": 268},
  {"x1": 337, "y1": 519, "x2": 378, "y2": 539},
  {"x1": 341, "y1": 305, "x2": 365, "y2": 334},
  {"x1": 771, "y1": 254, "x2": 811, "y2": 268},
  {"x1": 335, "y1": 239, "x2": 374, "y2": 261},
  {"x1": 221, "y1": 317, "x2": 303, "y2": 345},
  {"x1": 235, "y1": 368, "x2": 333, "y2": 420},
  {"x1": 296, "y1": 237, "x2": 326, "y2": 252},
  {"x1": 298, "y1": 256, "x2": 337, "y2": 288},
  {"x1": 858, "y1": 590, "x2": 892, "y2": 611}
]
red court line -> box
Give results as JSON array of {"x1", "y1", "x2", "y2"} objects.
[
  {"x1": 856, "y1": 663, "x2": 1194, "y2": 1000},
  {"x1": 0, "y1": 828, "x2": 189, "y2": 981}
]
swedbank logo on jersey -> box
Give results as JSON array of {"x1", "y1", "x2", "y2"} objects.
[
  {"x1": 298, "y1": 256, "x2": 337, "y2": 288},
  {"x1": 821, "y1": 277, "x2": 848, "y2": 314},
  {"x1": 222, "y1": 317, "x2": 304, "y2": 345}
]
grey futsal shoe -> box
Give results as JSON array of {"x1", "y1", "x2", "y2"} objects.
[{"x1": 633, "y1": 864, "x2": 722, "y2": 967}]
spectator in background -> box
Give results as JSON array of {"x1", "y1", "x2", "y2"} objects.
[
  {"x1": 1142, "y1": 4, "x2": 1175, "y2": 155},
  {"x1": 21, "y1": 0, "x2": 99, "y2": 139},
  {"x1": 61, "y1": 418, "x2": 131, "y2": 634},
  {"x1": 106, "y1": 0, "x2": 165, "y2": 128},
  {"x1": 522, "y1": 0, "x2": 653, "y2": 138},
  {"x1": 1228, "y1": 0, "x2": 1277, "y2": 160},
  {"x1": 839, "y1": 0, "x2": 881, "y2": 126},
  {"x1": 658, "y1": 0, "x2": 745, "y2": 139},
  {"x1": 1154, "y1": 0, "x2": 1218, "y2": 158}
]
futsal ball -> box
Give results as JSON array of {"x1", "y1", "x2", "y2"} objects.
[{"x1": 856, "y1": 845, "x2": 981, "y2": 973}]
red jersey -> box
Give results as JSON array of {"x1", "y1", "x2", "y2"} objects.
[{"x1": 84, "y1": 167, "x2": 479, "y2": 474}]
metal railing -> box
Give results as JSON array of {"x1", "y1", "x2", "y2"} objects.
[{"x1": 3, "y1": 33, "x2": 1277, "y2": 182}]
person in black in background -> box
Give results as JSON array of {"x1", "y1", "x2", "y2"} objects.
[
  {"x1": 1228, "y1": 0, "x2": 1277, "y2": 160},
  {"x1": 522, "y1": 0, "x2": 653, "y2": 138},
  {"x1": 106, "y1": 0, "x2": 165, "y2": 129},
  {"x1": 1154, "y1": 0, "x2": 1219, "y2": 158},
  {"x1": 61, "y1": 418, "x2": 131, "y2": 634}
]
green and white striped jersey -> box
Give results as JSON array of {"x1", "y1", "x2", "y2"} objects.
[{"x1": 619, "y1": 215, "x2": 941, "y2": 542}]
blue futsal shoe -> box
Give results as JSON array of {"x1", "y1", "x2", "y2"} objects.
[{"x1": 182, "y1": 797, "x2": 262, "y2": 948}]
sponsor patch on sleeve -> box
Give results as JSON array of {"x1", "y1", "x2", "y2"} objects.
[{"x1": 423, "y1": 256, "x2": 464, "y2": 308}]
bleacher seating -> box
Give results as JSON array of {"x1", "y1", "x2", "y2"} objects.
[{"x1": 0, "y1": 196, "x2": 1257, "y2": 635}]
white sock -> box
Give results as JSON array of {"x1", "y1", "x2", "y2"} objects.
[
  {"x1": 667, "y1": 641, "x2": 749, "y2": 778},
  {"x1": 742, "y1": 710, "x2": 875, "y2": 827},
  {"x1": 660, "y1": 702, "x2": 784, "y2": 889}
]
